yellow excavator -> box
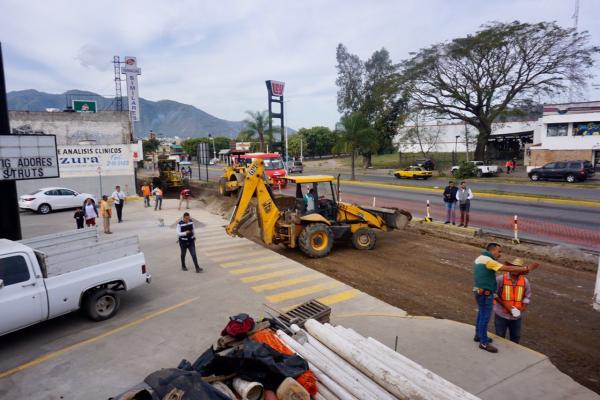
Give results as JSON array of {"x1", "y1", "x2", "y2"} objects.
[{"x1": 225, "y1": 159, "x2": 412, "y2": 258}]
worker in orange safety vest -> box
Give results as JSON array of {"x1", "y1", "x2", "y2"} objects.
[{"x1": 494, "y1": 258, "x2": 532, "y2": 344}]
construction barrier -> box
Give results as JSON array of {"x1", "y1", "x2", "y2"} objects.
[
  {"x1": 512, "y1": 215, "x2": 520, "y2": 244},
  {"x1": 425, "y1": 200, "x2": 432, "y2": 222}
]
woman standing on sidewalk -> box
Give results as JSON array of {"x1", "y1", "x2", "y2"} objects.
[{"x1": 100, "y1": 195, "x2": 113, "y2": 234}]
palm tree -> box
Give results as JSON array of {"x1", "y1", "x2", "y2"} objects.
[
  {"x1": 240, "y1": 110, "x2": 269, "y2": 151},
  {"x1": 335, "y1": 112, "x2": 378, "y2": 180}
]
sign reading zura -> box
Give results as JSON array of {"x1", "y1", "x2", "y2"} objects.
[
  {"x1": 0, "y1": 134, "x2": 59, "y2": 181},
  {"x1": 270, "y1": 81, "x2": 285, "y2": 96}
]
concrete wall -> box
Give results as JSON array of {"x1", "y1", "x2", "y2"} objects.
[
  {"x1": 9, "y1": 111, "x2": 131, "y2": 145},
  {"x1": 528, "y1": 149, "x2": 594, "y2": 166},
  {"x1": 16, "y1": 174, "x2": 136, "y2": 199}
]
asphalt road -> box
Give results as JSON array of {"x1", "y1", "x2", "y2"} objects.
[{"x1": 186, "y1": 165, "x2": 600, "y2": 249}]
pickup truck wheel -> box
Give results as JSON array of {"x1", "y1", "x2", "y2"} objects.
[
  {"x1": 37, "y1": 203, "x2": 52, "y2": 214},
  {"x1": 299, "y1": 223, "x2": 334, "y2": 258},
  {"x1": 351, "y1": 228, "x2": 376, "y2": 250},
  {"x1": 85, "y1": 289, "x2": 120, "y2": 321}
]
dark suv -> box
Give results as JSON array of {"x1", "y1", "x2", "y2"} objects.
[
  {"x1": 415, "y1": 158, "x2": 435, "y2": 171},
  {"x1": 528, "y1": 160, "x2": 595, "y2": 183}
]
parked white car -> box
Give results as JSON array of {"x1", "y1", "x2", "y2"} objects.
[
  {"x1": 0, "y1": 229, "x2": 151, "y2": 336},
  {"x1": 19, "y1": 187, "x2": 96, "y2": 214},
  {"x1": 451, "y1": 161, "x2": 498, "y2": 177}
]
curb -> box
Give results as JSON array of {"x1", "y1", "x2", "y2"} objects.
[{"x1": 339, "y1": 179, "x2": 600, "y2": 208}]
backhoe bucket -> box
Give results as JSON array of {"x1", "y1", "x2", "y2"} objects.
[{"x1": 361, "y1": 206, "x2": 412, "y2": 230}]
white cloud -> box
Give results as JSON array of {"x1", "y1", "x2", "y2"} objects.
[{"x1": 1, "y1": 0, "x2": 598, "y2": 130}]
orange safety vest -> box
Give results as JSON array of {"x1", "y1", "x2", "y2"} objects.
[{"x1": 501, "y1": 273, "x2": 526, "y2": 310}]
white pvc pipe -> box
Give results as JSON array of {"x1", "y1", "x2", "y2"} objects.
[
  {"x1": 317, "y1": 383, "x2": 341, "y2": 400},
  {"x1": 276, "y1": 330, "x2": 358, "y2": 400},
  {"x1": 335, "y1": 326, "x2": 479, "y2": 400},
  {"x1": 305, "y1": 320, "x2": 431, "y2": 400},
  {"x1": 300, "y1": 332, "x2": 395, "y2": 400}
]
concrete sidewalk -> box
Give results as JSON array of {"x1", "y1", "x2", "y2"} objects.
[{"x1": 1, "y1": 199, "x2": 597, "y2": 399}]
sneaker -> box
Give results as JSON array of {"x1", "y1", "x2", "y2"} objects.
[
  {"x1": 452, "y1": 222, "x2": 456, "y2": 225},
  {"x1": 195, "y1": 267, "x2": 204, "y2": 273},
  {"x1": 444, "y1": 221, "x2": 450, "y2": 224},
  {"x1": 458, "y1": 224, "x2": 464, "y2": 227},
  {"x1": 479, "y1": 343, "x2": 498, "y2": 353},
  {"x1": 474, "y1": 336, "x2": 493, "y2": 343},
  {"x1": 182, "y1": 267, "x2": 188, "y2": 271},
  {"x1": 464, "y1": 224, "x2": 469, "y2": 228}
]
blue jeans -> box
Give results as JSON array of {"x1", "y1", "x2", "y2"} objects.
[
  {"x1": 474, "y1": 292, "x2": 494, "y2": 345},
  {"x1": 495, "y1": 314, "x2": 522, "y2": 344},
  {"x1": 444, "y1": 202, "x2": 456, "y2": 223},
  {"x1": 154, "y1": 196, "x2": 162, "y2": 210}
]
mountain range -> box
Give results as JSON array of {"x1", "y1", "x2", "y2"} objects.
[{"x1": 7, "y1": 89, "x2": 246, "y2": 138}]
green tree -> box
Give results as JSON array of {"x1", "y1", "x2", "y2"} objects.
[
  {"x1": 296, "y1": 126, "x2": 336, "y2": 158},
  {"x1": 403, "y1": 21, "x2": 599, "y2": 160},
  {"x1": 142, "y1": 138, "x2": 160, "y2": 155},
  {"x1": 334, "y1": 112, "x2": 378, "y2": 180},
  {"x1": 288, "y1": 133, "x2": 302, "y2": 158},
  {"x1": 181, "y1": 138, "x2": 207, "y2": 157}
]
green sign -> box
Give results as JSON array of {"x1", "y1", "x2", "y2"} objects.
[{"x1": 72, "y1": 100, "x2": 97, "y2": 113}]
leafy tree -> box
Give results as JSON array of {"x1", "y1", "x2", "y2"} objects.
[
  {"x1": 335, "y1": 45, "x2": 407, "y2": 166},
  {"x1": 454, "y1": 161, "x2": 478, "y2": 179},
  {"x1": 287, "y1": 133, "x2": 302, "y2": 158},
  {"x1": 334, "y1": 112, "x2": 378, "y2": 180},
  {"x1": 398, "y1": 110, "x2": 443, "y2": 157},
  {"x1": 181, "y1": 136, "x2": 231, "y2": 158},
  {"x1": 296, "y1": 126, "x2": 336, "y2": 158},
  {"x1": 403, "y1": 21, "x2": 600, "y2": 159},
  {"x1": 142, "y1": 138, "x2": 160, "y2": 155}
]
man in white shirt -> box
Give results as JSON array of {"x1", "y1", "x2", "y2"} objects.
[
  {"x1": 456, "y1": 181, "x2": 474, "y2": 227},
  {"x1": 111, "y1": 185, "x2": 126, "y2": 223}
]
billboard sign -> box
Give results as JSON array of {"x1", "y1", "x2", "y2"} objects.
[
  {"x1": 72, "y1": 100, "x2": 97, "y2": 113},
  {"x1": 268, "y1": 80, "x2": 285, "y2": 97},
  {"x1": 0, "y1": 134, "x2": 59, "y2": 181},
  {"x1": 196, "y1": 142, "x2": 210, "y2": 165},
  {"x1": 57, "y1": 144, "x2": 134, "y2": 177},
  {"x1": 121, "y1": 56, "x2": 141, "y2": 122},
  {"x1": 235, "y1": 142, "x2": 251, "y2": 151}
]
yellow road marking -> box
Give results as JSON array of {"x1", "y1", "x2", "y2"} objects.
[
  {"x1": 252, "y1": 274, "x2": 322, "y2": 292},
  {"x1": 340, "y1": 179, "x2": 600, "y2": 208},
  {"x1": 203, "y1": 243, "x2": 257, "y2": 256},
  {"x1": 230, "y1": 264, "x2": 281, "y2": 275},
  {"x1": 266, "y1": 281, "x2": 343, "y2": 303},
  {"x1": 0, "y1": 296, "x2": 199, "y2": 379},
  {"x1": 221, "y1": 255, "x2": 281, "y2": 268},
  {"x1": 240, "y1": 268, "x2": 304, "y2": 283},
  {"x1": 209, "y1": 250, "x2": 268, "y2": 262},
  {"x1": 317, "y1": 289, "x2": 360, "y2": 305}
]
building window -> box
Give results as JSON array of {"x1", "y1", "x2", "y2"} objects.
[
  {"x1": 546, "y1": 123, "x2": 568, "y2": 137},
  {"x1": 573, "y1": 122, "x2": 600, "y2": 136}
]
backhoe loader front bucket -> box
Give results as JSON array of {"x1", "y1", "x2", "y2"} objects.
[{"x1": 360, "y1": 206, "x2": 412, "y2": 230}]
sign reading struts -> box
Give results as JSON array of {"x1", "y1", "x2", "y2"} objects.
[
  {"x1": 121, "y1": 56, "x2": 141, "y2": 122},
  {"x1": 0, "y1": 134, "x2": 59, "y2": 181}
]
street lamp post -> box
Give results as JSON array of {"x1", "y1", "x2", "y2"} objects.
[
  {"x1": 454, "y1": 135, "x2": 460, "y2": 165},
  {"x1": 208, "y1": 133, "x2": 216, "y2": 160}
]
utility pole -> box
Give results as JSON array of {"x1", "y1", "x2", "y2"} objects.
[
  {"x1": 0, "y1": 43, "x2": 22, "y2": 240},
  {"x1": 300, "y1": 136, "x2": 303, "y2": 162}
]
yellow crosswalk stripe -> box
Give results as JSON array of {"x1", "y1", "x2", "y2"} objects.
[
  {"x1": 317, "y1": 289, "x2": 360, "y2": 305},
  {"x1": 210, "y1": 250, "x2": 268, "y2": 262},
  {"x1": 221, "y1": 255, "x2": 281, "y2": 268},
  {"x1": 230, "y1": 264, "x2": 281, "y2": 275},
  {"x1": 240, "y1": 268, "x2": 304, "y2": 283},
  {"x1": 265, "y1": 281, "x2": 343, "y2": 303},
  {"x1": 252, "y1": 274, "x2": 322, "y2": 293},
  {"x1": 203, "y1": 242, "x2": 253, "y2": 252}
]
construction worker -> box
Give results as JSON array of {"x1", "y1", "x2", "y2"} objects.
[
  {"x1": 494, "y1": 258, "x2": 531, "y2": 344},
  {"x1": 178, "y1": 187, "x2": 192, "y2": 210},
  {"x1": 473, "y1": 243, "x2": 539, "y2": 353},
  {"x1": 304, "y1": 187, "x2": 315, "y2": 212},
  {"x1": 176, "y1": 212, "x2": 203, "y2": 273}
]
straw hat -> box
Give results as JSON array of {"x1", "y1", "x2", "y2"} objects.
[{"x1": 509, "y1": 258, "x2": 525, "y2": 267}]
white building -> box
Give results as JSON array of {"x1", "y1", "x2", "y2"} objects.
[{"x1": 528, "y1": 101, "x2": 600, "y2": 169}]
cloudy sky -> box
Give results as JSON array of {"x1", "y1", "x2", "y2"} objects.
[{"x1": 1, "y1": 0, "x2": 599, "y2": 130}]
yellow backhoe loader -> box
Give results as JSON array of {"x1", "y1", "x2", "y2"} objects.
[{"x1": 225, "y1": 159, "x2": 412, "y2": 258}]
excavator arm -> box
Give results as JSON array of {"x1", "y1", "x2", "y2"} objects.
[{"x1": 225, "y1": 160, "x2": 281, "y2": 245}]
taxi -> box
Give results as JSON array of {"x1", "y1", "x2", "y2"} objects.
[{"x1": 393, "y1": 166, "x2": 433, "y2": 180}]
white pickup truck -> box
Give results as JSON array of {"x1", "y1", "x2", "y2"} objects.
[
  {"x1": 451, "y1": 161, "x2": 498, "y2": 177},
  {"x1": 0, "y1": 229, "x2": 151, "y2": 336}
]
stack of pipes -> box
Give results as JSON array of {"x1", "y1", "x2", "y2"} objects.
[{"x1": 276, "y1": 319, "x2": 480, "y2": 400}]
